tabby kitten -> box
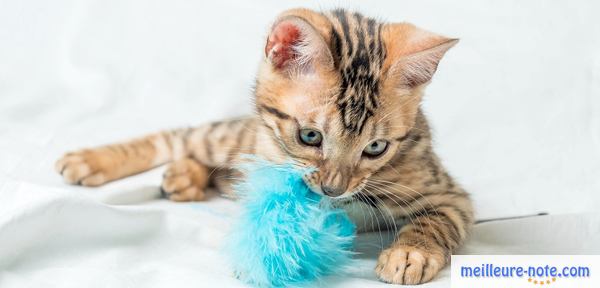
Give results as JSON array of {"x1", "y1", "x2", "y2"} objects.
[{"x1": 56, "y1": 8, "x2": 473, "y2": 285}]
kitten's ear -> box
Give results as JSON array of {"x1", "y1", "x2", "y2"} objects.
[
  {"x1": 265, "y1": 9, "x2": 334, "y2": 74},
  {"x1": 383, "y1": 23, "x2": 458, "y2": 87}
]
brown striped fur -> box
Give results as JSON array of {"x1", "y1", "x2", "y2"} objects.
[{"x1": 56, "y1": 8, "x2": 473, "y2": 285}]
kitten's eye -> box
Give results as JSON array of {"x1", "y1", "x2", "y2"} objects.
[
  {"x1": 363, "y1": 140, "x2": 388, "y2": 158},
  {"x1": 299, "y1": 128, "x2": 323, "y2": 147}
]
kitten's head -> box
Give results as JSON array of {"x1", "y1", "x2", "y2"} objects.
[{"x1": 255, "y1": 8, "x2": 456, "y2": 198}]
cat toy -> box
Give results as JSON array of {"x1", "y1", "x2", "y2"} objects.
[{"x1": 226, "y1": 159, "x2": 356, "y2": 287}]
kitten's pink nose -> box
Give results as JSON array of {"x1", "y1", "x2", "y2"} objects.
[{"x1": 321, "y1": 185, "x2": 344, "y2": 197}]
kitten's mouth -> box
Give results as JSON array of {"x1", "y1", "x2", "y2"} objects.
[
  {"x1": 301, "y1": 173, "x2": 363, "y2": 200},
  {"x1": 304, "y1": 180, "x2": 360, "y2": 200},
  {"x1": 331, "y1": 182, "x2": 368, "y2": 203},
  {"x1": 304, "y1": 181, "x2": 325, "y2": 197}
]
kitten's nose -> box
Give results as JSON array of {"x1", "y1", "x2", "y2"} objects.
[{"x1": 321, "y1": 185, "x2": 344, "y2": 197}]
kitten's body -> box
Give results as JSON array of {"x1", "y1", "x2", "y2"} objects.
[{"x1": 56, "y1": 9, "x2": 473, "y2": 285}]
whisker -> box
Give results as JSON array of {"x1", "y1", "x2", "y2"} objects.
[
  {"x1": 365, "y1": 180, "x2": 445, "y2": 248},
  {"x1": 355, "y1": 192, "x2": 385, "y2": 248},
  {"x1": 360, "y1": 187, "x2": 401, "y2": 237},
  {"x1": 362, "y1": 183, "x2": 425, "y2": 242}
]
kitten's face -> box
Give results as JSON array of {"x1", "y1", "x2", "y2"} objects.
[
  {"x1": 255, "y1": 9, "x2": 456, "y2": 198},
  {"x1": 257, "y1": 69, "x2": 417, "y2": 198}
]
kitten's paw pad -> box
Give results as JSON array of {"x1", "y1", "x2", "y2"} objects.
[
  {"x1": 161, "y1": 159, "x2": 208, "y2": 202},
  {"x1": 375, "y1": 245, "x2": 444, "y2": 285},
  {"x1": 55, "y1": 151, "x2": 108, "y2": 186}
]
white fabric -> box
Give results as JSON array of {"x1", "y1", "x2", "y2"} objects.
[
  {"x1": 1, "y1": 0, "x2": 599, "y2": 287},
  {"x1": 1, "y1": 180, "x2": 599, "y2": 287}
]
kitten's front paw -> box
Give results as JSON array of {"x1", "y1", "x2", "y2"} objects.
[
  {"x1": 161, "y1": 158, "x2": 209, "y2": 202},
  {"x1": 55, "y1": 150, "x2": 111, "y2": 186},
  {"x1": 375, "y1": 245, "x2": 445, "y2": 285}
]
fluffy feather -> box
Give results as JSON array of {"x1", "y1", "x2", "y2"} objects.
[{"x1": 226, "y1": 159, "x2": 356, "y2": 287}]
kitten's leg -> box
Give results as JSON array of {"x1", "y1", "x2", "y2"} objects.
[
  {"x1": 160, "y1": 118, "x2": 259, "y2": 201},
  {"x1": 56, "y1": 118, "x2": 260, "y2": 201},
  {"x1": 375, "y1": 191, "x2": 473, "y2": 284},
  {"x1": 56, "y1": 129, "x2": 191, "y2": 186},
  {"x1": 161, "y1": 158, "x2": 209, "y2": 201}
]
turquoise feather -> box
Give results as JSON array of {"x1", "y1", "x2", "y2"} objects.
[{"x1": 226, "y1": 159, "x2": 356, "y2": 287}]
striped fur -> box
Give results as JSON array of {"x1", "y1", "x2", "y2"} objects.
[
  {"x1": 56, "y1": 8, "x2": 473, "y2": 285},
  {"x1": 328, "y1": 9, "x2": 385, "y2": 134}
]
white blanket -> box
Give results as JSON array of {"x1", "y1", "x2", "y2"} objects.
[
  {"x1": 1, "y1": 0, "x2": 599, "y2": 287},
  {"x1": 1, "y1": 180, "x2": 599, "y2": 287}
]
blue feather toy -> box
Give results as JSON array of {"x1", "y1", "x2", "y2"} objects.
[{"x1": 226, "y1": 159, "x2": 356, "y2": 287}]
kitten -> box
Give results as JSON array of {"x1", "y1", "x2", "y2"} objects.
[{"x1": 56, "y1": 8, "x2": 473, "y2": 285}]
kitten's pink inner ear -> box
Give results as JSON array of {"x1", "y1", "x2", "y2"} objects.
[{"x1": 265, "y1": 21, "x2": 301, "y2": 69}]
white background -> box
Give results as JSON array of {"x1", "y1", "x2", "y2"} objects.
[
  {"x1": 1, "y1": 1, "x2": 599, "y2": 287},
  {"x1": 1, "y1": 0, "x2": 599, "y2": 219}
]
